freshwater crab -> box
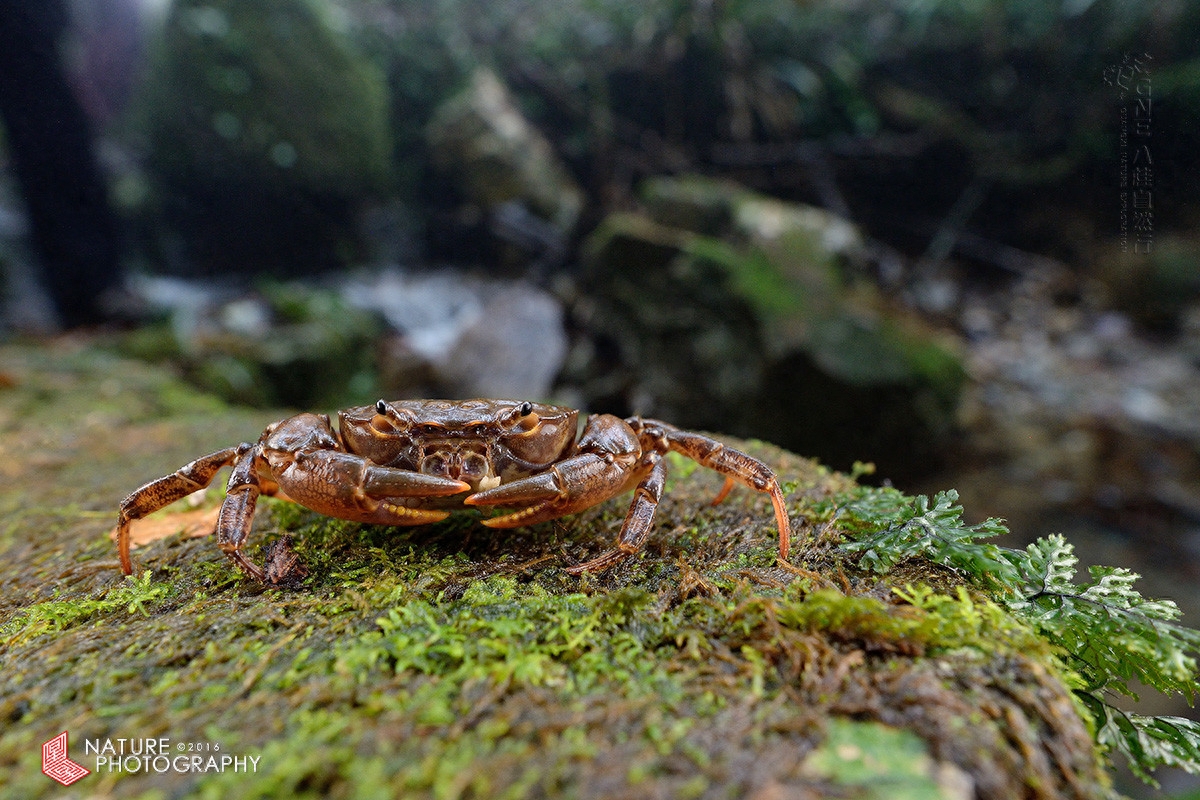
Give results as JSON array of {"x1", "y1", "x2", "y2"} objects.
[{"x1": 117, "y1": 399, "x2": 792, "y2": 582}]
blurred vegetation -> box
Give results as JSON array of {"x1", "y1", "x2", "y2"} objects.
[
  {"x1": 326, "y1": 0, "x2": 1200, "y2": 263},
  {"x1": 101, "y1": 0, "x2": 1200, "y2": 482},
  {"x1": 135, "y1": 0, "x2": 394, "y2": 275},
  {"x1": 120, "y1": 281, "x2": 383, "y2": 409}
]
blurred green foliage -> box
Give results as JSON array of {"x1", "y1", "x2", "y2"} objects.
[
  {"x1": 136, "y1": 0, "x2": 394, "y2": 274},
  {"x1": 342, "y1": 0, "x2": 1198, "y2": 189}
]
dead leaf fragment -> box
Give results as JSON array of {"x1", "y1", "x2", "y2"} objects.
[{"x1": 109, "y1": 507, "x2": 221, "y2": 549}]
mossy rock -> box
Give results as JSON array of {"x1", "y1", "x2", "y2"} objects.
[
  {"x1": 579, "y1": 204, "x2": 965, "y2": 478},
  {"x1": 0, "y1": 342, "x2": 1116, "y2": 799},
  {"x1": 137, "y1": 0, "x2": 393, "y2": 275},
  {"x1": 426, "y1": 68, "x2": 584, "y2": 234},
  {"x1": 640, "y1": 175, "x2": 865, "y2": 307},
  {"x1": 576, "y1": 212, "x2": 766, "y2": 430}
]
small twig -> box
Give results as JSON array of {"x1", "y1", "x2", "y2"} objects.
[
  {"x1": 775, "y1": 559, "x2": 830, "y2": 588},
  {"x1": 501, "y1": 554, "x2": 556, "y2": 575},
  {"x1": 919, "y1": 176, "x2": 990, "y2": 268},
  {"x1": 57, "y1": 560, "x2": 122, "y2": 578}
]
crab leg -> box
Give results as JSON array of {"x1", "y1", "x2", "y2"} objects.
[
  {"x1": 564, "y1": 452, "x2": 667, "y2": 574},
  {"x1": 216, "y1": 446, "x2": 270, "y2": 581},
  {"x1": 117, "y1": 445, "x2": 248, "y2": 575},
  {"x1": 214, "y1": 448, "x2": 470, "y2": 582},
  {"x1": 650, "y1": 423, "x2": 792, "y2": 561}
]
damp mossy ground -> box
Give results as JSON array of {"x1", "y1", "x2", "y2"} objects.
[{"x1": 0, "y1": 340, "x2": 1111, "y2": 799}]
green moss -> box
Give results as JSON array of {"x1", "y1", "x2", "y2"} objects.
[
  {"x1": 0, "y1": 342, "x2": 1128, "y2": 798},
  {"x1": 2, "y1": 573, "x2": 174, "y2": 646},
  {"x1": 338, "y1": 579, "x2": 671, "y2": 693},
  {"x1": 801, "y1": 718, "x2": 955, "y2": 799},
  {"x1": 777, "y1": 584, "x2": 1049, "y2": 659}
]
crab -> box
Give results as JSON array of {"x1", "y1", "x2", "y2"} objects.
[{"x1": 117, "y1": 399, "x2": 792, "y2": 582}]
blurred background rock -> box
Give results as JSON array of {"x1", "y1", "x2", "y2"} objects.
[{"x1": 0, "y1": 2, "x2": 1198, "y2": 792}]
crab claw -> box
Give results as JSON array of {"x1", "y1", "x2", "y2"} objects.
[
  {"x1": 270, "y1": 451, "x2": 470, "y2": 526},
  {"x1": 464, "y1": 453, "x2": 634, "y2": 528}
]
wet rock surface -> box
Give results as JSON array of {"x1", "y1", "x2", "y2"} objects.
[
  {"x1": 346, "y1": 269, "x2": 568, "y2": 400},
  {"x1": 0, "y1": 342, "x2": 1111, "y2": 799},
  {"x1": 938, "y1": 262, "x2": 1200, "y2": 567},
  {"x1": 120, "y1": 269, "x2": 569, "y2": 408}
]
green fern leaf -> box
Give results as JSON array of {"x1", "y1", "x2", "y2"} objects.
[
  {"x1": 1010, "y1": 533, "x2": 1078, "y2": 599},
  {"x1": 835, "y1": 484, "x2": 1200, "y2": 783},
  {"x1": 840, "y1": 489, "x2": 1018, "y2": 588},
  {"x1": 1088, "y1": 700, "x2": 1200, "y2": 786}
]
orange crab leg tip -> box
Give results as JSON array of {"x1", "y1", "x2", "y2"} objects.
[
  {"x1": 711, "y1": 476, "x2": 736, "y2": 506},
  {"x1": 770, "y1": 486, "x2": 791, "y2": 561}
]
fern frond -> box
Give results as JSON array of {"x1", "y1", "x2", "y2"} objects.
[
  {"x1": 836, "y1": 488, "x2": 1200, "y2": 783},
  {"x1": 840, "y1": 489, "x2": 1018, "y2": 588},
  {"x1": 1007, "y1": 534, "x2": 1200, "y2": 702},
  {"x1": 1085, "y1": 698, "x2": 1200, "y2": 786}
]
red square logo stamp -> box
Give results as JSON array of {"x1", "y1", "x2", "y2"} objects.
[{"x1": 42, "y1": 731, "x2": 90, "y2": 787}]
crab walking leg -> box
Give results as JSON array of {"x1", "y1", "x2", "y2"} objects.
[
  {"x1": 217, "y1": 446, "x2": 474, "y2": 582},
  {"x1": 639, "y1": 420, "x2": 793, "y2": 561},
  {"x1": 710, "y1": 476, "x2": 736, "y2": 506},
  {"x1": 564, "y1": 452, "x2": 667, "y2": 574},
  {"x1": 117, "y1": 445, "x2": 248, "y2": 575},
  {"x1": 216, "y1": 447, "x2": 269, "y2": 581}
]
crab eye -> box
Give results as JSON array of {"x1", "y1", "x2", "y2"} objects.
[
  {"x1": 376, "y1": 399, "x2": 389, "y2": 415},
  {"x1": 510, "y1": 402, "x2": 540, "y2": 433}
]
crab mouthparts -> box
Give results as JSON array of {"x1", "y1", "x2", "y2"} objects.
[{"x1": 419, "y1": 447, "x2": 497, "y2": 490}]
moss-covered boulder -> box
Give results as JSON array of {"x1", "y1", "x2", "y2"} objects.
[
  {"x1": 577, "y1": 176, "x2": 964, "y2": 480},
  {"x1": 138, "y1": 0, "x2": 393, "y2": 276},
  {"x1": 575, "y1": 212, "x2": 766, "y2": 426},
  {"x1": 120, "y1": 281, "x2": 383, "y2": 409},
  {"x1": 424, "y1": 68, "x2": 584, "y2": 266},
  {"x1": 0, "y1": 342, "x2": 1144, "y2": 799}
]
